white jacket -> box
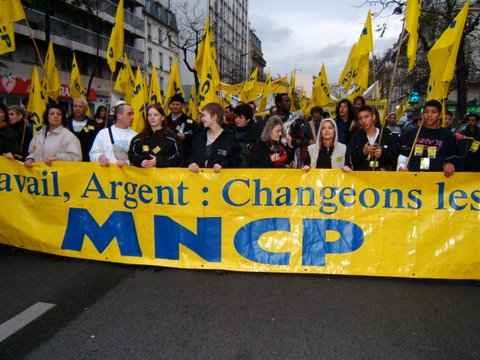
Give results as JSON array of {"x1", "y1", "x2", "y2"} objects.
[
  {"x1": 89, "y1": 125, "x2": 137, "y2": 163},
  {"x1": 307, "y1": 118, "x2": 347, "y2": 169}
]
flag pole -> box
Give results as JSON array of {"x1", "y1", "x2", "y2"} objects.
[
  {"x1": 406, "y1": 119, "x2": 424, "y2": 169},
  {"x1": 24, "y1": 17, "x2": 45, "y2": 69}
]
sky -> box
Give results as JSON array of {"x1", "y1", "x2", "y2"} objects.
[{"x1": 249, "y1": 0, "x2": 403, "y2": 93}]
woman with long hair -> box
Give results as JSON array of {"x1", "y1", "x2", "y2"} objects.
[
  {"x1": 188, "y1": 102, "x2": 235, "y2": 172},
  {"x1": 25, "y1": 104, "x2": 82, "y2": 166},
  {"x1": 303, "y1": 118, "x2": 348, "y2": 170},
  {"x1": 128, "y1": 104, "x2": 181, "y2": 168},
  {"x1": 251, "y1": 115, "x2": 292, "y2": 168}
]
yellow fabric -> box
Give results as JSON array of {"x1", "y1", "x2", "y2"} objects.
[
  {"x1": 405, "y1": 0, "x2": 422, "y2": 72},
  {"x1": 257, "y1": 73, "x2": 272, "y2": 113},
  {"x1": 0, "y1": 158, "x2": 479, "y2": 280},
  {"x1": 69, "y1": 53, "x2": 86, "y2": 98},
  {"x1": 106, "y1": 0, "x2": 124, "y2": 73},
  {"x1": 26, "y1": 66, "x2": 47, "y2": 131},
  {"x1": 113, "y1": 55, "x2": 135, "y2": 102},
  {"x1": 165, "y1": 56, "x2": 185, "y2": 106},
  {"x1": 427, "y1": 2, "x2": 470, "y2": 101},
  {"x1": 312, "y1": 64, "x2": 332, "y2": 107},
  {"x1": 131, "y1": 67, "x2": 146, "y2": 133},
  {"x1": 0, "y1": 0, "x2": 26, "y2": 55},
  {"x1": 240, "y1": 67, "x2": 259, "y2": 103},
  {"x1": 148, "y1": 66, "x2": 164, "y2": 106},
  {"x1": 43, "y1": 41, "x2": 61, "y2": 101},
  {"x1": 197, "y1": 19, "x2": 220, "y2": 109}
]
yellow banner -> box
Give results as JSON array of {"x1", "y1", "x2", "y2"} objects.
[{"x1": 0, "y1": 157, "x2": 479, "y2": 279}]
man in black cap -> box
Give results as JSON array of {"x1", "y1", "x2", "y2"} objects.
[{"x1": 166, "y1": 94, "x2": 197, "y2": 165}]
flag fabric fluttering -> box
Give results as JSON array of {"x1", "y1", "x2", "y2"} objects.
[
  {"x1": 258, "y1": 73, "x2": 273, "y2": 113},
  {"x1": 240, "y1": 67, "x2": 259, "y2": 103},
  {"x1": 196, "y1": 18, "x2": 220, "y2": 109},
  {"x1": 338, "y1": 11, "x2": 374, "y2": 94},
  {"x1": 27, "y1": 66, "x2": 47, "y2": 132},
  {"x1": 289, "y1": 70, "x2": 297, "y2": 111},
  {"x1": 106, "y1": 0, "x2": 124, "y2": 73},
  {"x1": 312, "y1": 64, "x2": 331, "y2": 107},
  {"x1": 149, "y1": 66, "x2": 164, "y2": 106},
  {"x1": 113, "y1": 54, "x2": 135, "y2": 102},
  {"x1": 131, "y1": 67, "x2": 146, "y2": 133},
  {"x1": 427, "y1": 1, "x2": 470, "y2": 101},
  {"x1": 69, "y1": 53, "x2": 86, "y2": 98},
  {"x1": 405, "y1": 0, "x2": 422, "y2": 72},
  {"x1": 44, "y1": 41, "x2": 61, "y2": 101},
  {"x1": 165, "y1": 56, "x2": 184, "y2": 106},
  {"x1": 0, "y1": 0, "x2": 26, "y2": 55}
]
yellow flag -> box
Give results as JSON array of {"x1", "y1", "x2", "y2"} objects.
[
  {"x1": 197, "y1": 25, "x2": 220, "y2": 109},
  {"x1": 240, "y1": 67, "x2": 259, "y2": 103},
  {"x1": 406, "y1": 0, "x2": 422, "y2": 72},
  {"x1": 44, "y1": 41, "x2": 61, "y2": 101},
  {"x1": 113, "y1": 54, "x2": 135, "y2": 102},
  {"x1": 69, "y1": 53, "x2": 86, "y2": 98},
  {"x1": 149, "y1": 66, "x2": 164, "y2": 106},
  {"x1": 195, "y1": 17, "x2": 216, "y2": 73},
  {"x1": 188, "y1": 85, "x2": 199, "y2": 120},
  {"x1": 356, "y1": 11, "x2": 374, "y2": 57},
  {"x1": 339, "y1": 43, "x2": 357, "y2": 91},
  {"x1": 0, "y1": 0, "x2": 25, "y2": 54},
  {"x1": 0, "y1": 22, "x2": 16, "y2": 55},
  {"x1": 312, "y1": 64, "x2": 331, "y2": 107},
  {"x1": 427, "y1": 2, "x2": 469, "y2": 101},
  {"x1": 131, "y1": 67, "x2": 146, "y2": 133},
  {"x1": 106, "y1": 0, "x2": 124, "y2": 73},
  {"x1": 258, "y1": 73, "x2": 272, "y2": 113},
  {"x1": 0, "y1": 0, "x2": 26, "y2": 23},
  {"x1": 165, "y1": 56, "x2": 184, "y2": 104},
  {"x1": 27, "y1": 66, "x2": 47, "y2": 132}
]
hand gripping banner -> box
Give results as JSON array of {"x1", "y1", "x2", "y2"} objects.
[{"x1": 0, "y1": 157, "x2": 479, "y2": 279}]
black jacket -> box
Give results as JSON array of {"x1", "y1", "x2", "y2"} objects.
[
  {"x1": 458, "y1": 126, "x2": 480, "y2": 172},
  {"x1": 348, "y1": 127, "x2": 399, "y2": 171},
  {"x1": 166, "y1": 112, "x2": 198, "y2": 165},
  {"x1": 228, "y1": 121, "x2": 262, "y2": 168},
  {"x1": 251, "y1": 140, "x2": 292, "y2": 168},
  {"x1": 128, "y1": 128, "x2": 181, "y2": 168},
  {"x1": 399, "y1": 127, "x2": 457, "y2": 172},
  {"x1": 67, "y1": 117, "x2": 102, "y2": 161},
  {"x1": 0, "y1": 126, "x2": 18, "y2": 156},
  {"x1": 5, "y1": 120, "x2": 32, "y2": 160},
  {"x1": 188, "y1": 128, "x2": 235, "y2": 168}
]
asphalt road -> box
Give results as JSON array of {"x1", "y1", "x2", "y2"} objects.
[{"x1": 1, "y1": 245, "x2": 479, "y2": 360}]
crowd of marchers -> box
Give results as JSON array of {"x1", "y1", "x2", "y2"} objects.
[{"x1": 0, "y1": 93, "x2": 479, "y2": 176}]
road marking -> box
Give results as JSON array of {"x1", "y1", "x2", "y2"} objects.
[{"x1": 0, "y1": 302, "x2": 56, "y2": 342}]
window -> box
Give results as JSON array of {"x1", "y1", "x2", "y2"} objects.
[
  {"x1": 159, "y1": 52, "x2": 164, "y2": 71},
  {"x1": 148, "y1": 48, "x2": 153, "y2": 64},
  {"x1": 147, "y1": 22, "x2": 152, "y2": 41},
  {"x1": 158, "y1": 28, "x2": 163, "y2": 45}
]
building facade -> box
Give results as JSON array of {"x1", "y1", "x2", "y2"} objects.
[
  {"x1": 144, "y1": 0, "x2": 179, "y2": 93},
  {"x1": 0, "y1": 0, "x2": 180, "y2": 111},
  {"x1": 247, "y1": 28, "x2": 266, "y2": 81}
]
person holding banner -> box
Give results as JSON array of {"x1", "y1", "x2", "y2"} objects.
[
  {"x1": 303, "y1": 118, "x2": 348, "y2": 170},
  {"x1": 348, "y1": 106, "x2": 398, "y2": 171},
  {"x1": 188, "y1": 103, "x2": 235, "y2": 173},
  {"x1": 24, "y1": 104, "x2": 82, "y2": 166},
  {"x1": 397, "y1": 100, "x2": 456, "y2": 177},
  {"x1": 128, "y1": 104, "x2": 181, "y2": 168},
  {"x1": 2, "y1": 105, "x2": 32, "y2": 161},
  {"x1": 67, "y1": 98, "x2": 98, "y2": 161},
  {"x1": 0, "y1": 104, "x2": 18, "y2": 157},
  {"x1": 89, "y1": 102, "x2": 137, "y2": 167},
  {"x1": 229, "y1": 104, "x2": 262, "y2": 168},
  {"x1": 166, "y1": 94, "x2": 197, "y2": 166},
  {"x1": 251, "y1": 116, "x2": 292, "y2": 168}
]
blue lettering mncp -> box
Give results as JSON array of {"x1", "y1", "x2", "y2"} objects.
[
  {"x1": 234, "y1": 218, "x2": 291, "y2": 265},
  {"x1": 62, "y1": 208, "x2": 142, "y2": 256},
  {"x1": 154, "y1": 216, "x2": 221, "y2": 262},
  {"x1": 302, "y1": 219, "x2": 364, "y2": 266}
]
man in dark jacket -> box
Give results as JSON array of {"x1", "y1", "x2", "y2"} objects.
[
  {"x1": 66, "y1": 98, "x2": 98, "y2": 161},
  {"x1": 166, "y1": 94, "x2": 197, "y2": 165}
]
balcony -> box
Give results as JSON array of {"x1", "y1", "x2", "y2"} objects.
[
  {"x1": 144, "y1": 0, "x2": 178, "y2": 31},
  {"x1": 97, "y1": 0, "x2": 144, "y2": 32},
  {"x1": 23, "y1": 8, "x2": 144, "y2": 64}
]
